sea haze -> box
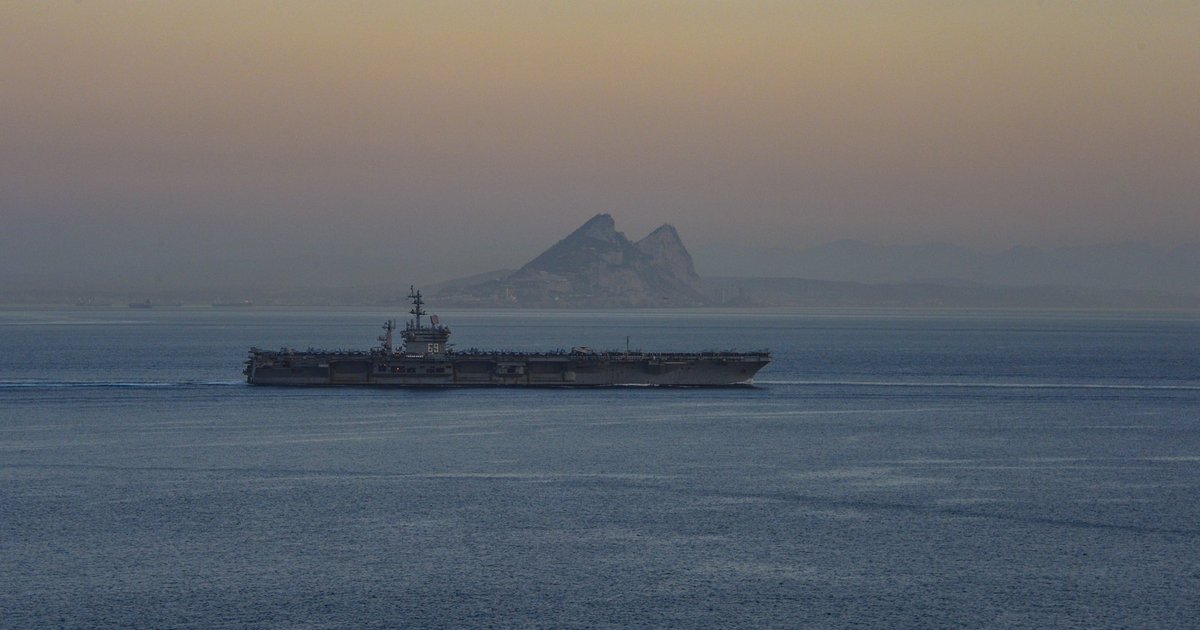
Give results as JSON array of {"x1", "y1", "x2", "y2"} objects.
[{"x1": 1, "y1": 307, "x2": 1198, "y2": 627}]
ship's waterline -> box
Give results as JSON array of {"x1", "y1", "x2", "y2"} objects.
[{"x1": 245, "y1": 288, "x2": 770, "y2": 387}]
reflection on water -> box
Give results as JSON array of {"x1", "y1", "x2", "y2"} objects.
[{"x1": 1, "y1": 308, "x2": 1198, "y2": 626}]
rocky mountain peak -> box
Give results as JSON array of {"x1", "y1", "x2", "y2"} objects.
[
  {"x1": 636, "y1": 224, "x2": 698, "y2": 281},
  {"x1": 523, "y1": 213, "x2": 635, "y2": 273},
  {"x1": 639, "y1": 223, "x2": 681, "y2": 245},
  {"x1": 570, "y1": 213, "x2": 621, "y2": 243},
  {"x1": 435, "y1": 215, "x2": 709, "y2": 307}
]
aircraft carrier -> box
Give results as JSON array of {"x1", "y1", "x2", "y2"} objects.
[{"x1": 244, "y1": 288, "x2": 769, "y2": 387}]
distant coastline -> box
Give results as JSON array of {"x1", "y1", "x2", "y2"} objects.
[
  {"x1": 6, "y1": 281, "x2": 1200, "y2": 311},
  {"x1": 4, "y1": 216, "x2": 1198, "y2": 310}
]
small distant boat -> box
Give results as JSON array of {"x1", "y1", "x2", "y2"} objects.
[
  {"x1": 128, "y1": 300, "x2": 153, "y2": 309},
  {"x1": 212, "y1": 300, "x2": 254, "y2": 308}
]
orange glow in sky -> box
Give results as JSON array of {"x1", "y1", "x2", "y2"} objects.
[{"x1": 2, "y1": 1, "x2": 1197, "y2": 283}]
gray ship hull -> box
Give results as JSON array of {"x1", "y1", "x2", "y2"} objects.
[
  {"x1": 245, "y1": 351, "x2": 769, "y2": 387},
  {"x1": 245, "y1": 288, "x2": 769, "y2": 387}
]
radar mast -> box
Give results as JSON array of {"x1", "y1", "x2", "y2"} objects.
[
  {"x1": 401, "y1": 286, "x2": 450, "y2": 355},
  {"x1": 408, "y1": 286, "x2": 425, "y2": 329}
]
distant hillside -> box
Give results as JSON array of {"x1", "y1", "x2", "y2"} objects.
[
  {"x1": 700, "y1": 276, "x2": 1200, "y2": 309},
  {"x1": 432, "y1": 214, "x2": 708, "y2": 307},
  {"x1": 13, "y1": 216, "x2": 1198, "y2": 308},
  {"x1": 693, "y1": 240, "x2": 1200, "y2": 294},
  {"x1": 428, "y1": 217, "x2": 1200, "y2": 310}
]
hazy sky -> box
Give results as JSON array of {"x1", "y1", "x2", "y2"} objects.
[{"x1": 2, "y1": 1, "x2": 1197, "y2": 289}]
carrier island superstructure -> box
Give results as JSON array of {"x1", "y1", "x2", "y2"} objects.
[{"x1": 244, "y1": 288, "x2": 769, "y2": 387}]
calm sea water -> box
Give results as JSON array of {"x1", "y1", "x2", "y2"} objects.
[{"x1": 2, "y1": 307, "x2": 1198, "y2": 628}]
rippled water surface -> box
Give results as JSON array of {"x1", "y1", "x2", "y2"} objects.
[{"x1": 2, "y1": 307, "x2": 1198, "y2": 627}]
